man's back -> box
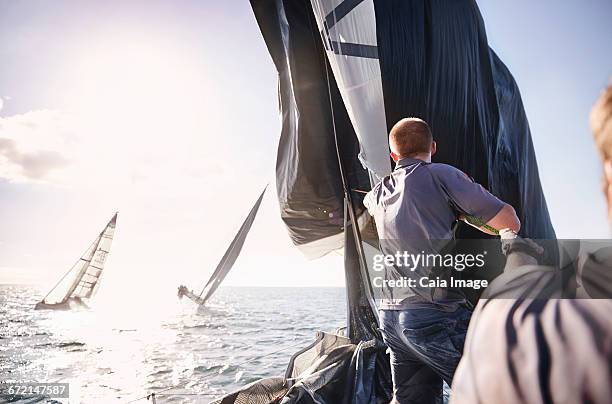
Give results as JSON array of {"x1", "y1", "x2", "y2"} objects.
[{"x1": 365, "y1": 158, "x2": 505, "y2": 242}]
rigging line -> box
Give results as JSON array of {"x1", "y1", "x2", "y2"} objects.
[
  {"x1": 41, "y1": 236, "x2": 100, "y2": 302},
  {"x1": 123, "y1": 339, "x2": 306, "y2": 403},
  {"x1": 317, "y1": 18, "x2": 378, "y2": 324},
  {"x1": 61, "y1": 228, "x2": 106, "y2": 302}
]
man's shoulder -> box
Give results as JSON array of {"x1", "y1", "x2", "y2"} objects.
[{"x1": 425, "y1": 163, "x2": 470, "y2": 180}]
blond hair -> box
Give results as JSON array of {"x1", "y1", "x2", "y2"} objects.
[{"x1": 591, "y1": 84, "x2": 612, "y2": 160}]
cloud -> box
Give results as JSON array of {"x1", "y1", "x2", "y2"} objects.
[
  {"x1": 0, "y1": 97, "x2": 3, "y2": 112},
  {"x1": 0, "y1": 137, "x2": 68, "y2": 180},
  {"x1": 0, "y1": 108, "x2": 248, "y2": 195},
  {"x1": 0, "y1": 110, "x2": 73, "y2": 182}
]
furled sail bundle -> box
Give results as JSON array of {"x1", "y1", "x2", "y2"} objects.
[
  {"x1": 35, "y1": 213, "x2": 117, "y2": 310},
  {"x1": 212, "y1": 0, "x2": 556, "y2": 402}
]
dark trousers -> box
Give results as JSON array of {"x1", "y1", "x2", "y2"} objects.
[{"x1": 379, "y1": 306, "x2": 472, "y2": 404}]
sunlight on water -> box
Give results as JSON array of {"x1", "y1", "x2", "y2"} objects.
[{"x1": 0, "y1": 285, "x2": 346, "y2": 403}]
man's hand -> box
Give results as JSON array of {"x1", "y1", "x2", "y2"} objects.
[{"x1": 500, "y1": 235, "x2": 545, "y2": 270}]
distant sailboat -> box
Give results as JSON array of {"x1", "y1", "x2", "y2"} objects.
[
  {"x1": 35, "y1": 213, "x2": 118, "y2": 310},
  {"x1": 178, "y1": 187, "x2": 266, "y2": 307}
]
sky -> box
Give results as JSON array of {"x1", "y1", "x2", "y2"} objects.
[{"x1": 0, "y1": 1, "x2": 611, "y2": 299}]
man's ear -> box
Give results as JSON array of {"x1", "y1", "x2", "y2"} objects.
[
  {"x1": 390, "y1": 151, "x2": 399, "y2": 162},
  {"x1": 431, "y1": 141, "x2": 437, "y2": 156}
]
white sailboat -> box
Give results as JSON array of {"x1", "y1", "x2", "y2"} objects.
[
  {"x1": 178, "y1": 187, "x2": 266, "y2": 307},
  {"x1": 35, "y1": 213, "x2": 118, "y2": 310}
]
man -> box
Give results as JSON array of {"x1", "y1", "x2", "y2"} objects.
[
  {"x1": 450, "y1": 86, "x2": 612, "y2": 403},
  {"x1": 364, "y1": 118, "x2": 520, "y2": 403}
]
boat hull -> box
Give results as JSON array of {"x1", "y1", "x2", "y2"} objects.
[
  {"x1": 34, "y1": 297, "x2": 89, "y2": 311},
  {"x1": 178, "y1": 285, "x2": 205, "y2": 306}
]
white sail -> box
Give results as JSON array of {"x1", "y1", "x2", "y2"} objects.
[
  {"x1": 310, "y1": 0, "x2": 391, "y2": 183},
  {"x1": 37, "y1": 213, "x2": 117, "y2": 308}
]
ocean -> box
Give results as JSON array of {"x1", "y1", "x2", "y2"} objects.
[{"x1": 0, "y1": 285, "x2": 346, "y2": 403}]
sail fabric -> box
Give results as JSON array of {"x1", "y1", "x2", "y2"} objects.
[
  {"x1": 372, "y1": 0, "x2": 554, "y2": 240},
  {"x1": 252, "y1": 0, "x2": 555, "y2": 257},
  {"x1": 309, "y1": 0, "x2": 391, "y2": 183},
  {"x1": 41, "y1": 213, "x2": 117, "y2": 305},
  {"x1": 198, "y1": 187, "x2": 267, "y2": 305},
  {"x1": 251, "y1": 0, "x2": 372, "y2": 259},
  {"x1": 210, "y1": 332, "x2": 392, "y2": 404},
  {"x1": 72, "y1": 214, "x2": 116, "y2": 299},
  {"x1": 41, "y1": 237, "x2": 100, "y2": 305}
]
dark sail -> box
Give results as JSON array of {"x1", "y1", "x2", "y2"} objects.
[
  {"x1": 251, "y1": 0, "x2": 371, "y2": 259},
  {"x1": 255, "y1": 0, "x2": 555, "y2": 253},
  {"x1": 371, "y1": 0, "x2": 554, "y2": 240}
]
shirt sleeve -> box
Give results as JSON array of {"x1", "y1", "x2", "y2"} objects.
[
  {"x1": 363, "y1": 181, "x2": 382, "y2": 215},
  {"x1": 431, "y1": 165, "x2": 506, "y2": 222}
]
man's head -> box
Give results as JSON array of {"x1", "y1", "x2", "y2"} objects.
[
  {"x1": 590, "y1": 84, "x2": 612, "y2": 223},
  {"x1": 389, "y1": 117, "x2": 436, "y2": 162}
]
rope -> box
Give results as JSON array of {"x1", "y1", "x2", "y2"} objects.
[
  {"x1": 461, "y1": 215, "x2": 500, "y2": 235},
  {"x1": 123, "y1": 340, "x2": 306, "y2": 403}
]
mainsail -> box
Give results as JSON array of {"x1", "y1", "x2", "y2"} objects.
[
  {"x1": 35, "y1": 213, "x2": 117, "y2": 310},
  {"x1": 178, "y1": 186, "x2": 266, "y2": 307}
]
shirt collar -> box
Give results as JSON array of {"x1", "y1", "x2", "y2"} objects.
[{"x1": 395, "y1": 157, "x2": 426, "y2": 170}]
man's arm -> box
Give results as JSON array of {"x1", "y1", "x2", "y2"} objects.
[
  {"x1": 485, "y1": 204, "x2": 520, "y2": 233},
  {"x1": 461, "y1": 204, "x2": 520, "y2": 235},
  {"x1": 432, "y1": 165, "x2": 521, "y2": 235}
]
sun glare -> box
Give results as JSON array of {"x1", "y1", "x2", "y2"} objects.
[{"x1": 64, "y1": 39, "x2": 208, "y2": 142}]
